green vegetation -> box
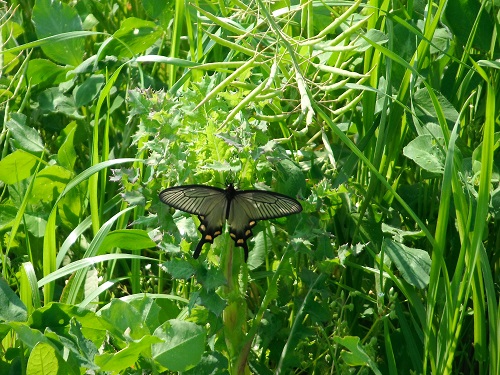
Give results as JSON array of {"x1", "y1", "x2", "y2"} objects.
[{"x1": 1, "y1": 0, "x2": 498, "y2": 374}]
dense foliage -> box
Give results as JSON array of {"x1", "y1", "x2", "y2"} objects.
[{"x1": 1, "y1": 0, "x2": 499, "y2": 374}]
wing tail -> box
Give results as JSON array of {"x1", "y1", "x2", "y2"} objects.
[
  {"x1": 193, "y1": 216, "x2": 222, "y2": 258},
  {"x1": 241, "y1": 242, "x2": 249, "y2": 262},
  {"x1": 193, "y1": 239, "x2": 208, "y2": 259}
]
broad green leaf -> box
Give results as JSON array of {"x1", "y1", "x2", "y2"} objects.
[
  {"x1": 247, "y1": 231, "x2": 266, "y2": 270},
  {"x1": 40, "y1": 327, "x2": 97, "y2": 371},
  {"x1": 95, "y1": 335, "x2": 162, "y2": 372},
  {"x1": 0, "y1": 204, "x2": 17, "y2": 231},
  {"x1": 57, "y1": 122, "x2": 78, "y2": 171},
  {"x1": 353, "y1": 29, "x2": 388, "y2": 51},
  {"x1": 197, "y1": 289, "x2": 226, "y2": 317},
  {"x1": 276, "y1": 158, "x2": 306, "y2": 197},
  {"x1": 38, "y1": 87, "x2": 82, "y2": 118},
  {"x1": 162, "y1": 258, "x2": 196, "y2": 280},
  {"x1": 0, "y1": 150, "x2": 38, "y2": 184},
  {"x1": 104, "y1": 18, "x2": 162, "y2": 58},
  {"x1": 98, "y1": 299, "x2": 149, "y2": 338},
  {"x1": 32, "y1": 0, "x2": 84, "y2": 66},
  {"x1": 403, "y1": 135, "x2": 445, "y2": 174},
  {"x1": 334, "y1": 336, "x2": 382, "y2": 375},
  {"x1": 152, "y1": 319, "x2": 205, "y2": 371},
  {"x1": 29, "y1": 165, "x2": 72, "y2": 205},
  {"x1": 67, "y1": 319, "x2": 100, "y2": 370},
  {"x1": 7, "y1": 322, "x2": 49, "y2": 349},
  {"x1": 182, "y1": 352, "x2": 229, "y2": 375},
  {"x1": 59, "y1": 182, "x2": 86, "y2": 229},
  {"x1": 0, "y1": 278, "x2": 27, "y2": 322},
  {"x1": 26, "y1": 59, "x2": 70, "y2": 86},
  {"x1": 74, "y1": 74, "x2": 105, "y2": 107},
  {"x1": 142, "y1": 0, "x2": 173, "y2": 30},
  {"x1": 29, "y1": 303, "x2": 111, "y2": 346},
  {"x1": 443, "y1": 0, "x2": 493, "y2": 51},
  {"x1": 129, "y1": 297, "x2": 162, "y2": 333},
  {"x1": 27, "y1": 341, "x2": 74, "y2": 375},
  {"x1": 23, "y1": 213, "x2": 47, "y2": 238},
  {"x1": 98, "y1": 229, "x2": 156, "y2": 254},
  {"x1": 6, "y1": 113, "x2": 45, "y2": 153},
  {"x1": 382, "y1": 238, "x2": 431, "y2": 289},
  {"x1": 413, "y1": 89, "x2": 459, "y2": 130}
]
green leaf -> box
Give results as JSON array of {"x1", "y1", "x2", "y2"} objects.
[
  {"x1": 0, "y1": 150, "x2": 38, "y2": 184},
  {"x1": 163, "y1": 258, "x2": 196, "y2": 280},
  {"x1": 27, "y1": 59, "x2": 70, "y2": 86},
  {"x1": 6, "y1": 113, "x2": 45, "y2": 153},
  {"x1": 247, "y1": 231, "x2": 266, "y2": 270},
  {"x1": 129, "y1": 297, "x2": 162, "y2": 333},
  {"x1": 32, "y1": 0, "x2": 84, "y2": 66},
  {"x1": 403, "y1": 135, "x2": 445, "y2": 174},
  {"x1": 197, "y1": 289, "x2": 226, "y2": 316},
  {"x1": 38, "y1": 254, "x2": 153, "y2": 287},
  {"x1": 66, "y1": 319, "x2": 99, "y2": 370},
  {"x1": 29, "y1": 303, "x2": 111, "y2": 348},
  {"x1": 29, "y1": 165, "x2": 72, "y2": 205},
  {"x1": 57, "y1": 122, "x2": 78, "y2": 171},
  {"x1": 0, "y1": 278, "x2": 27, "y2": 322},
  {"x1": 23, "y1": 213, "x2": 47, "y2": 237},
  {"x1": 95, "y1": 335, "x2": 162, "y2": 372},
  {"x1": 6, "y1": 322, "x2": 48, "y2": 349},
  {"x1": 152, "y1": 319, "x2": 205, "y2": 371},
  {"x1": 98, "y1": 299, "x2": 149, "y2": 338},
  {"x1": 443, "y1": 0, "x2": 493, "y2": 51},
  {"x1": 142, "y1": 0, "x2": 173, "y2": 30},
  {"x1": 413, "y1": 89, "x2": 459, "y2": 129},
  {"x1": 183, "y1": 352, "x2": 229, "y2": 375},
  {"x1": 334, "y1": 336, "x2": 382, "y2": 375},
  {"x1": 276, "y1": 158, "x2": 306, "y2": 197},
  {"x1": 105, "y1": 18, "x2": 162, "y2": 58},
  {"x1": 98, "y1": 229, "x2": 157, "y2": 254},
  {"x1": 74, "y1": 75, "x2": 105, "y2": 107},
  {"x1": 201, "y1": 267, "x2": 227, "y2": 291},
  {"x1": 38, "y1": 87, "x2": 82, "y2": 118},
  {"x1": 26, "y1": 341, "x2": 71, "y2": 375},
  {"x1": 382, "y1": 238, "x2": 431, "y2": 289},
  {"x1": 0, "y1": 204, "x2": 17, "y2": 231}
]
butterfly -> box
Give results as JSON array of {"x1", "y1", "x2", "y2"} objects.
[{"x1": 159, "y1": 183, "x2": 302, "y2": 261}]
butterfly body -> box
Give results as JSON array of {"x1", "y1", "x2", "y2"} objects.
[{"x1": 159, "y1": 183, "x2": 302, "y2": 260}]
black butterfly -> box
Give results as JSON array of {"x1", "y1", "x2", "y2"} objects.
[{"x1": 159, "y1": 183, "x2": 302, "y2": 260}]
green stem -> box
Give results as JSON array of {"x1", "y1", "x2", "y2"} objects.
[{"x1": 221, "y1": 239, "x2": 249, "y2": 374}]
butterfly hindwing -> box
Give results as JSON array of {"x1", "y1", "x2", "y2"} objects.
[{"x1": 228, "y1": 190, "x2": 303, "y2": 260}]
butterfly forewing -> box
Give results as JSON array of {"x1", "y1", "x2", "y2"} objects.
[
  {"x1": 232, "y1": 190, "x2": 303, "y2": 220},
  {"x1": 159, "y1": 185, "x2": 227, "y2": 215}
]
